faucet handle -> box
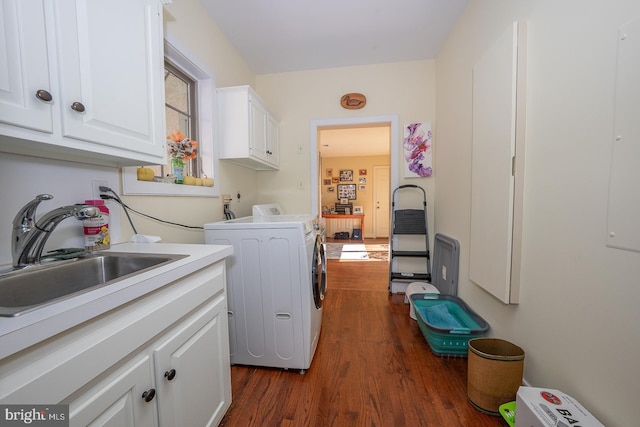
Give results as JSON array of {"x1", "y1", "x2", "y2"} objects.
[
  {"x1": 73, "y1": 205, "x2": 100, "y2": 220},
  {"x1": 12, "y1": 194, "x2": 54, "y2": 230}
]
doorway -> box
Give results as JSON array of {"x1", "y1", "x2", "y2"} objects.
[
  {"x1": 309, "y1": 115, "x2": 400, "y2": 218},
  {"x1": 317, "y1": 124, "x2": 391, "y2": 239},
  {"x1": 310, "y1": 116, "x2": 398, "y2": 286}
]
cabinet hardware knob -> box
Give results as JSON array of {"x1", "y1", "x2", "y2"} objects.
[
  {"x1": 35, "y1": 89, "x2": 53, "y2": 102},
  {"x1": 141, "y1": 388, "x2": 156, "y2": 402},
  {"x1": 164, "y1": 369, "x2": 176, "y2": 381},
  {"x1": 71, "y1": 102, "x2": 86, "y2": 113}
]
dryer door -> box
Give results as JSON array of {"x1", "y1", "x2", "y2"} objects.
[{"x1": 312, "y1": 234, "x2": 326, "y2": 309}]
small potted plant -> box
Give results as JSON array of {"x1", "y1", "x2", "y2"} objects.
[{"x1": 167, "y1": 130, "x2": 198, "y2": 184}]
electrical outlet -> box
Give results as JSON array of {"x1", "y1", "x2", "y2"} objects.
[{"x1": 91, "y1": 180, "x2": 108, "y2": 200}]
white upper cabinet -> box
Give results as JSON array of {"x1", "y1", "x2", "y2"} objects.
[
  {"x1": 218, "y1": 85, "x2": 280, "y2": 170},
  {"x1": 0, "y1": 0, "x2": 166, "y2": 166},
  {"x1": 267, "y1": 113, "x2": 280, "y2": 166},
  {"x1": 249, "y1": 97, "x2": 269, "y2": 163},
  {"x1": 0, "y1": 0, "x2": 54, "y2": 133}
]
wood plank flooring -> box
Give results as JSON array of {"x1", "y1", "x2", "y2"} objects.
[{"x1": 220, "y1": 239, "x2": 505, "y2": 426}]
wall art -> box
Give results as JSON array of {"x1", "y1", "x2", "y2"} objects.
[
  {"x1": 339, "y1": 169, "x2": 353, "y2": 181},
  {"x1": 403, "y1": 122, "x2": 433, "y2": 177},
  {"x1": 337, "y1": 184, "x2": 357, "y2": 200}
]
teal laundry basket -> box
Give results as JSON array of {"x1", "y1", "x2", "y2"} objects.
[{"x1": 411, "y1": 294, "x2": 489, "y2": 357}]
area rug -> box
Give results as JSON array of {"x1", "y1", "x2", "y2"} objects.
[{"x1": 325, "y1": 243, "x2": 389, "y2": 261}]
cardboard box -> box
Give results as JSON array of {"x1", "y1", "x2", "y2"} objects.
[{"x1": 515, "y1": 387, "x2": 604, "y2": 427}]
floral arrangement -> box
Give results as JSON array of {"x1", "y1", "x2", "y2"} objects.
[{"x1": 167, "y1": 130, "x2": 198, "y2": 161}]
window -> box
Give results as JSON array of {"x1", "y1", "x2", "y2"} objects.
[
  {"x1": 122, "y1": 32, "x2": 219, "y2": 197},
  {"x1": 160, "y1": 60, "x2": 199, "y2": 178}
]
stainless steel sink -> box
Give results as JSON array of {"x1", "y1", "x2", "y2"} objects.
[{"x1": 0, "y1": 252, "x2": 186, "y2": 317}]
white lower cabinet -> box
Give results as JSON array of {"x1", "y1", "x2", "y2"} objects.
[
  {"x1": 69, "y1": 355, "x2": 157, "y2": 427},
  {"x1": 69, "y1": 295, "x2": 230, "y2": 427},
  {"x1": 153, "y1": 295, "x2": 231, "y2": 427},
  {"x1": 0, "y1": 261, "x2": 232, "y2": 427}
]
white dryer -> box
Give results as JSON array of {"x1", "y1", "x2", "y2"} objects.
[{"x1": 204, "y1": 215, "x2": 326, "y2": 372}]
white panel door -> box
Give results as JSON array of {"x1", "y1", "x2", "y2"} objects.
[
  {"x1": 0, "y1": 0, "x2": 54, "y2": 132},
  {"x1": 374, "y1": 165, "x2": 390, "y2": 238},
  {"x1": 469, "y1": 22, "x2": 520, "y2": 304},
  {"x1": 55, "y1": 0, "x2": 165, "y2": 158}
]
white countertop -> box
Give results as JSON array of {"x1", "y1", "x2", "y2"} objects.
[{"x1": 0, "y1": 242, "x2": 233, "y2": 360}]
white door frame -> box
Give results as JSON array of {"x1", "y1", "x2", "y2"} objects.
[{"x1": 309, "y1": 115, "x2": 400, "y2": 216}]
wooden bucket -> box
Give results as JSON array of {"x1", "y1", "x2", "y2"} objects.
[{"x1": 467, "y1": 338, "x2": 525, "y2": 415}]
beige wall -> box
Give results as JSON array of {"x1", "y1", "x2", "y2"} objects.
[
  {"x1": 116, "y1": 0, "x2": 260, "y2": 243},
  {"x1": 436, "y1": 0, "x2": 640, "y2": 424},
  {"x1": 320, "y1": 156, "x2": 390, "y2": 237},
  {"x1": 0, "y1": 0, "x2": 260, "y2": 261},
  {"x1": 4, "y1": 0, "x2": 636, "y2": 423},
  {"x1": 255, "y1": 60, "x2": 436, "y2": 226},
  {"x1": 144, "y1": 5, "x2": 438, "y2": 240}
]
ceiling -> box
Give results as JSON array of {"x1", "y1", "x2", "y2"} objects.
[
  {"x1": 199, "y1": 0, "x2": 469, "y2": 74},
  {"x1": 318, "y1": 124, "x2": 391, "y2": 158},
  {"x1": 199, "y1": 0, "x2": 468, "y2": 157}
]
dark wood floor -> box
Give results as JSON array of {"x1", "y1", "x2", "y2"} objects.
[{"x1": 220, "y1": 239, "x2": 506, "y2": 426}]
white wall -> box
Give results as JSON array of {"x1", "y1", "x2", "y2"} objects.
[
  {"x1": 435, "y1": 0, "x2": 640, "y2": 424},
  {"x1": 0, "y1": 153, "x2": 121, "y2": 266}
]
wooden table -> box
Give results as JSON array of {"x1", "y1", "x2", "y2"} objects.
[{"x1": 322, "y1": 214, "x2": 365, "y2": 240}]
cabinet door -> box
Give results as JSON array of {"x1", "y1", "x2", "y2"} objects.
[
  {"x1": 469, "y1": 21, "x2": 525, "y2": 304},
  {"x1": 55, "y1": 0, "x2": 165, "y2": 160},
  {"x1": 69, "y1": 355, "x2": 157, "y2": 427},
  {"x1": 153, "y1": 295, "x2": 231, "y2": 427},
  {"x1": 0, "y1": 0, "x2": 54, "y2": 132},
  {"x1": 267, "y1": 113, "x2": 279, "y2": 167},
  {"x1": 249, "y1": 96, "x2": 268, "y2": 162}
]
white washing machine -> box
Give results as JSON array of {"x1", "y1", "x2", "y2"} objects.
[
  {"x1": 253, "y1": 202, "x2": 326, "y2": 242},
  {"x1": 204, "y1": 215, "x2": 326, "y2": 372},
  {"x1": 252, "y1": 203, "x2": 285, "y2": 216}
]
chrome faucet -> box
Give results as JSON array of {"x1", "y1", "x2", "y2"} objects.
[{"x1": 12, "y1": 194, "x2": 100, "y2": 268}]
